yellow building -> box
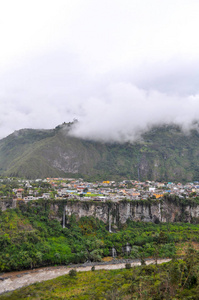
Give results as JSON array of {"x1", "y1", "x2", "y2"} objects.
[{"x1": 153, "y1": 193, "x2": 163, "y2": 199}]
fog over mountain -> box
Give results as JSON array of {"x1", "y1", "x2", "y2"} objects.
[
  {"x1": 1, "y1": 0, "x2": 199, "y2": 141},
  {"x1": 69, "y1": 70, "x2": 199, "y2": 142}
]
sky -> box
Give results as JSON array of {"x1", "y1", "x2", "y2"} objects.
[{"x1": 1, "y1": 0, "x2": 199, "y2": 141}]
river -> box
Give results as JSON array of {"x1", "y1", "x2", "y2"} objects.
[{"x1": 0, "y1": 258, "x2": 171, "y2": 294}]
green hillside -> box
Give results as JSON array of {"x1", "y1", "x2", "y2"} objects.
[{"x1": 0, "y1": 123, "x2": 199, "y2": 181}]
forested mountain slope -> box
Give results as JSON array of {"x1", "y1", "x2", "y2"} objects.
[{"x1": 0, "y1": 123, "x2": 199, "y2": 181}]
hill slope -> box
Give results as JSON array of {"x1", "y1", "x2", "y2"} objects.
[{"x1": 0, "y1": 123, "x2": 199, "y2": 181}]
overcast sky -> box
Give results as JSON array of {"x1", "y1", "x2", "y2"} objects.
[{"x1": 1, "y1": 0, "x2": 199, "y2": 141}]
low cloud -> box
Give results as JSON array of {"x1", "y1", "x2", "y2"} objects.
[
  {"x1": 0, "y1": 51, "x2": 199, "y2": 142},
  {"x1": 69, "y1": 82, "x2": 199, "y2": 142},
  {"x1": 1, "y1": 1, "x2": 199, "y2": 141}
]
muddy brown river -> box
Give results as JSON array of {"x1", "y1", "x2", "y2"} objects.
[{"x1": 0, "y1": 259, "x2": 171, "y2": 294}]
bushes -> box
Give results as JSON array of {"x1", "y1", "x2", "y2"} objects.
[
  {"x1": 69, "y1": 269, "x2": 77, "y2": 277},
  {"x1": 125, "y1": 263, "x2": 131, "y2": 269}
]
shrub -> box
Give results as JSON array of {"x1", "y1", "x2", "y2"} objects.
[
  {"x1": 69, "y1": 269, "x2": 77, "y2": 277},
  {"x1": 125, "y1": 263, "x2": 131, "y2": 269},
  {"x1": 140, "y1": 257, "x2": 146, "y2": 266}
]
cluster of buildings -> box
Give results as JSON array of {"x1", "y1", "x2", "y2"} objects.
[{"x1": 2, "y1": 177, "x2": 199, "y2": 202}]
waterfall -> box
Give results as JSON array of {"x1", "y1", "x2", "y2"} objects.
[
  {"x1": 112, "y1": 247, "x2": 117, "y2": 257},
  {"x1": 127, "y1": 203, "x2": 130, "y2": 218},
  {"x1": 126, "y1": 243, "x2": 131, "y2": 255},
  {"x1": 63, "y1": 205, "x2": 66, "y2": 228},
  {"x1": 159, "y1": 202, "x2": 161, "y2": 221},
  {"x1": 109, "y1": 215, "x2": 112, "y2": 233}
]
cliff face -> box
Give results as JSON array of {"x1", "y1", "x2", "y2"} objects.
[
  {"x1": 2, "y1": 199, "x2": 199, "y2": 225},
  {"x1": 0, "y1": 199, "x2": 16, "y2": 211},
  {"x1": 61, "y1": 200, "x2": 199, "y2": 225}
]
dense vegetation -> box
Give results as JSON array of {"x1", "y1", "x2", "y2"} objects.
[
  {"x1": 1, "y1": 200, "x2": 199, "y2": 272},
  {"x1": 1, "y1": 123, "x2": 199, "y2": 181},
  {"x1": 1, "y1": 247, "x2": 199, "y2": 299}
]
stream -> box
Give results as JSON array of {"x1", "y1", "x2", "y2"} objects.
[{"x1": 0, "y1": 258, "x2": 171, "y2": 294}]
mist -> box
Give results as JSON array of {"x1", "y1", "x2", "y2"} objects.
[
  {"x1": 69, "y1": 82, "x2": 199, "y2": 142},
  {"x1": 1, "y1": 1, "x2": 199, "y2": 141},
  {"x1": 1, "y1": 53, "x2": 199, "y2": 142}
]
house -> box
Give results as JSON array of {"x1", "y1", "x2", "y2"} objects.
[{"x1": 16, "y1": 188, "x2": 24, "y2": 200}]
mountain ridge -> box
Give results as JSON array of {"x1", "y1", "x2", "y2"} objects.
[{"x1": 0, "y1": 123, "x2": 199, "y2": 181}]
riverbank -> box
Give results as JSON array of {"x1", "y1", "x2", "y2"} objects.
[{"x1": 0, "y1": 258, "x2": 171, "y2": 295}]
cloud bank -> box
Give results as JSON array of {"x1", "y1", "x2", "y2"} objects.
[
  {"x1": 69, "y1": 82, "x2": 199, "y2": 142},
  {"x1": 1, "y1": 52, "x2": 199, "y2": 141},
  {"x1": 1, "y1": 1, "x2": 199, "y2": 141}
]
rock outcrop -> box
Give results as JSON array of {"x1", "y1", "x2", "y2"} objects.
[
  {"x1": 0, "y1": 199, "x2": 16, "y2": 211},
  {"x1": 2, "y1": 198, "x2": 199, "y2": 226},
  {"x1": 61, "y1": 199, "x2": 199, "y2": 225}
]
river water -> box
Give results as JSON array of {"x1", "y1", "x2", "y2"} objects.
[{"x1": 0, "y1": 258, "x2": 171, "y2": 294}]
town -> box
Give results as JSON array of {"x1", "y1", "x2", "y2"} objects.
[{"x1": 0, "y1": 177, "x2": 199, "y2": 202}]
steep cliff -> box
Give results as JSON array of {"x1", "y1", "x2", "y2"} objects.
[
  {"x1": 51, "y1": 199, "x2": 199, "y2": 226},
  {"x1": 2, "y1": 198, "x2": 199, "y2": 226},
  {"x1": 0, "y1": 199, "x2": 16, "y2": 211}
]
